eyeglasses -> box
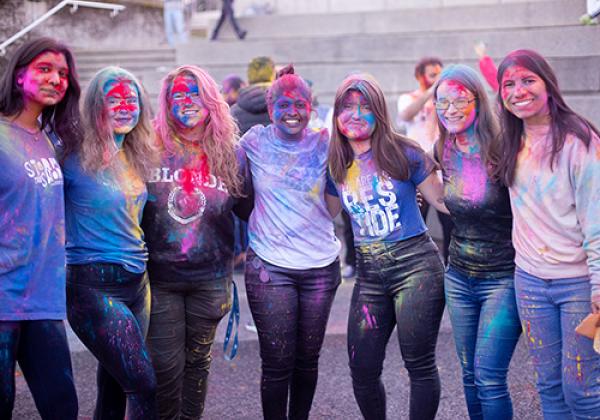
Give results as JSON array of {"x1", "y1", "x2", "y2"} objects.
[{"x1": 434, "y1": 98, "x2": 476, "y2": 110}]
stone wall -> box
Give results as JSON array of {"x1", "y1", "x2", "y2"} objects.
[{"x1": 1, "y1": 0, "x2": 166, "y2": 59}]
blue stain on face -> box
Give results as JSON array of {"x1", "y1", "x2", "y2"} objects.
[
  {"x1": 170, "y1": 74, "x2": 209, "y2": 129},
  {"x1": 272, "y1": 90, "x2": 311, "y2": 141}
]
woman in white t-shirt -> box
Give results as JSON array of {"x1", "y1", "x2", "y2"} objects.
[{"x1": 239, "y1": 64, "x2": 341, "y2": 420}]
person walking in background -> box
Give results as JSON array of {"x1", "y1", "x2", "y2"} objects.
[
  {"x1": 434, "y1": 64, "x2": 521, "y2": 419},
  {"x1": 163, "y1": 0, "x2": 188, "y2": 47},
  {"x1": 210, "y1": 0, "x2": 247, "y2": 40},
  {"x1": 397, "y1": 57, "x2": 454, "y2": 264},
  {"x1": 496, "y1": 49, "x2": 600, "y2": 418},
  {"x1": 240, "y1": 64, "x2": 341, "y2": 420},
  {"x1": 221, "y1": 74, "x2": 246, "y2": 106},
  {"x1": 0, "y1": 37, "x2": 81, "y2": 420},
  {"x1": 327, "y1": 73, "x2": 448, "y2": 420},
  {"x1": 62, "y1": 66, "x2": 158, "y2": 420},
  {"x1": 142, "y1": 65, "x2": 251, "y2": 419},
  {"x1": 231, "y1": 56, "x2": 275, "y2": 135}
]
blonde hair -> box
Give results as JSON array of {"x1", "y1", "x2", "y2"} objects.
[
  {"x1": 79, "y1": 66, "x2": 156, "y2": 178},
  {"x1": 154, "y1": 65, "x2": 244, "y2": 197}
]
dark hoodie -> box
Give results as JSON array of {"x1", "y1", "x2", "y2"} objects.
[{"x1": 231, "y1": 83, "x2": 271, "y2": 135}]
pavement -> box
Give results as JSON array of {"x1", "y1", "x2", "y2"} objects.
[{"x1": 14, "y1": 273, "x2": 542, "y2": 419}]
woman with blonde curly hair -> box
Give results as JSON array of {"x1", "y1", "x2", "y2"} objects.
[
  {"x1": 62, "y1": 66, "x2": 158, "y2": 420},
  {"x1": 142, "y1": 65, "x2": 251, "y2": 419}
]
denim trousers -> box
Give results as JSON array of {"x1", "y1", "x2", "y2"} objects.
[
  {"x1": 445, "y1": 266, "x2": 522, "y2": 419},
  {"x1": 245, "y1": 247, "x2": 341, "y2": 420},
  {"x1": 146, "y1": 271, "x2": 232, "y2": 420},
  {"x1": 515, "y1": 267, "x2": 600, "y2": 420},
  {"x1": 66, "y1": 263, "x2": 157, "y2": 420},
  {"x1": 0, "y1": 320, "x2": 78, "y2": 420},
  {"x1": 348, "y1": 233, "x2": 446, "y2": 420}
]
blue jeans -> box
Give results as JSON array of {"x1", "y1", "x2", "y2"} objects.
[
  {"x1": 348, "y1": 233, "x2": 445, "y2": 420},
  {"x1": 445, "y1": 266, "x2": 522, "y2": 419},
  {"x1": 0, "y1": 320, "x2": 78, "y2": 420},
  {"x1": 245, "y1": 248, "x2": 341, "y2": 420},
  {"x1": 67, "y1": 263, "x2": 157, "y2": 420},
  {"x1": 515, "y1": 267, "x2": 600, "y2": 420}
]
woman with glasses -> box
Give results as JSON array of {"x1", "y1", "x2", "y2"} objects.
[
  {"x1": 433, "y1": 64, "x2": 521, "y2": 419},
  {"x1": 327, "y1": 73, "x2": 448, "y2": 420}
]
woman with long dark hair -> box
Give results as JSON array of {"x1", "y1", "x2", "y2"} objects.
[
  {"x1": 240, "y1": 64, "x2": 341, "y2": 420},
  {"x1": 63, "y1": 66, "x2": 158, "y2": 419},
  {"x1": 433, "y1": 64, "x2": 521, "y2": 419},
  {"x1": 0, "y1": 37, "x2": 81, "y2": 419},
  {"x1": 327, "y1": 73, "x2": 447, "y2": 420},
  {"x1": 143, "y1": 65, "x2": 250, "y2": 419},
  {"x1": 496, "y1": 49, "x2": 600, "y2": 418}
]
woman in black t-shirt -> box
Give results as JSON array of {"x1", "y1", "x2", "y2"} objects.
[{"x1": 433, "y1": 64, "x2": 521, "y2": 419}]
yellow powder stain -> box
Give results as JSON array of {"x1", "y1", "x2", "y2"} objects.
[
  {"x1": 538, "y1": 246, "x2": 550, "y2": 256},
  {"x1": 576, "y1": 355, "x2": 583, "y2": 381},
  {"x1": 346, "y1": 161, "x2": 361, "y2": 194},
  {"x1": 538, "y1": 339, "x2": 543, "y2": 346},
  {"x1": 108, "y1": 299, "x2": 113, "y2": 307}
]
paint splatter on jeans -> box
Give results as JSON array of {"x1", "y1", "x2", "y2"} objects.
[
  {"x1": 0, "y1": 320, "x2": 78, "y2": 420},
  {"x1": 445, "y1": 266, "x2": 522, "y2": 420},
  {"x1": 66, "y1": 263, "x2": 157, "y2": 420},
  {"x1": 347, "y1": 233, "x2": 445, "y2": 420},
  {"x1": 245, "y1": 247, "x2": 341, "y2": 420},
  {"x1": 515, "y1": 267, "x2": 600, "y2": 420},
  {"x1": 146, "y1": 273, "x2": 232, "y2": 420}
]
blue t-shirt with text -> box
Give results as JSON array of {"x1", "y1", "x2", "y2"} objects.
[{"x1": 327, "y1": 146, "x2": 434, "y2": 244}]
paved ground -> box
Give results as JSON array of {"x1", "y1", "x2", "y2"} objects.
[{"x1": 14, "y1": 274, "x2": 542, "y2": 419}]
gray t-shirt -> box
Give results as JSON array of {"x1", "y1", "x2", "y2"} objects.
[{"x1": 240, "y1": 124, "x2": 340, "y2": 269}]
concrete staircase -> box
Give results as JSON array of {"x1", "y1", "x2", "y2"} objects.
[
  {"x1": 73, "y1": 47, "x2": 177, "y2": 106},
  {"x1": 182, "y1": 0, "x2": 600, "y2": 123}
]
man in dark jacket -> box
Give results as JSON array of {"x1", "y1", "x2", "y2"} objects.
[{"x1": 230, "y1": 56, "x2": 275, "y2": 135}]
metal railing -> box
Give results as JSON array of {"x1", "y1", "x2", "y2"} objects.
[{"x1": 0, "y1": 1, "x2": 126, "y2": 55}]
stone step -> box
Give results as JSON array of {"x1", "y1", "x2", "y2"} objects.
[
  {"x1": 182, "y1": 24, "x2": 600, "y2": 67},
  {"x1": 205, "y1": 0, "x2": 586, "y2": 40}
]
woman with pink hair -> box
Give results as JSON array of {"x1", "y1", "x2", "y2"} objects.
[{"x1": 142, "y1": 65, "x2": 251, "y2": 419}]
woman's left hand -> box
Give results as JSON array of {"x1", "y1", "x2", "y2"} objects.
[{"x1": 417, "y1": 171, "x2": 450, "y2": 215}]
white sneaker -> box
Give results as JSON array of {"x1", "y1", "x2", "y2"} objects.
[{"x1": 245, "y1": 321, "x2": 257, "y2": 333}]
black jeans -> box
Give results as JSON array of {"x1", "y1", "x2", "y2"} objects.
[
  {"x1": 348, "y1": 233, "x2": 445, "y2": 420},
  {"x1": 0, "y1": 320, "x2": 78, "y2": 420},
  {"x1": 245, "y1": 248, "x2": 341, "y2": 420},
  {"x1": 146, "y1": 270, "x2": 232, "y2": 420},
  {"x1": 66, "y1": 263, "x2": 157, "y2": 420}
]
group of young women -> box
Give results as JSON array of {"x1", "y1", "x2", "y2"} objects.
[{"x1": 0, "y1": 36, "x2": 598, "y2": 420}]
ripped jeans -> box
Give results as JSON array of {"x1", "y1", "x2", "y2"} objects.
[
  {"x1": 245, "y1": 248, "x2": 341, "y2": 420},
  {"x1": 347, "y1": 233, "x2": 445, "y2": 420}
]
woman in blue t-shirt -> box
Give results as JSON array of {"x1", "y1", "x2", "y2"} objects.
[
  {"x1": 142, "y1": 65, "x2": 250, "y2": 419},
  {"x1": 327, "y1": 73, "x2": 447, "y2": 420},
  {"x1": 433, "y1": 64, "x2": 521, "y2": 419},
  {"x1": 239, "y1": 65, "x2": 341, "y2": 420},
  {"x1": 0, "y1": 37, "x2": 80, "y2": 420},
  {"x1": 62, "y1": 67, "x2": 158, "y2": 420}
]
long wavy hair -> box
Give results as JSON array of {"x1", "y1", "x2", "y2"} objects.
[
  {"x1": 0, "y1": 37, "x2": 83, "y2": 146},
  {"x1": 328, "y1": 73, "x2": 423, "y2": 184},
  {"x1": 495, "y1": 49, "x2": 600, "y2": 186},
  {"x1": 154, "y1": 65, "x2": 243, "y2": 197},
  {"x1": 434, "y1": 64, "x2": 501, "y2": 177},
  {"x1": 67, "y1": 66, "x2": 156, "y2": 178}
]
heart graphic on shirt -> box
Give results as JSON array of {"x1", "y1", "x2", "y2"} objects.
[{"x1": 167, "y1": 186, "x2": 206, "y2": 224}]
